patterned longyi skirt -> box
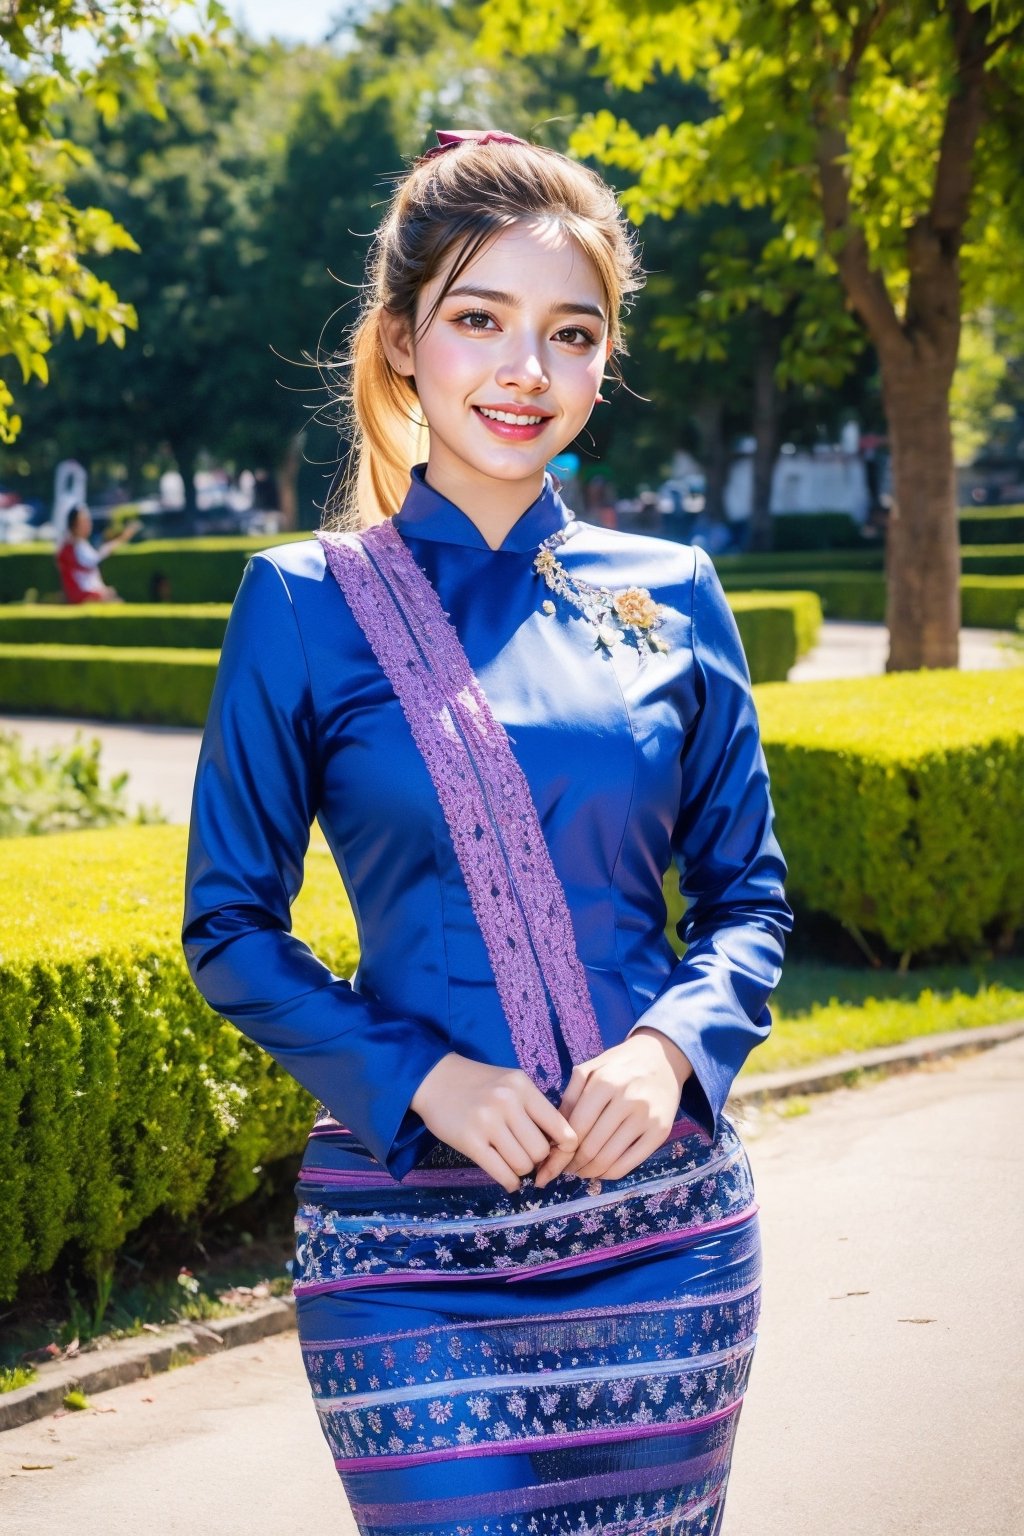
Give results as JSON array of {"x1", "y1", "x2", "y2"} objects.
[{"x1": 293, "y1": 1112, "x2": 761, "y2": 1536}]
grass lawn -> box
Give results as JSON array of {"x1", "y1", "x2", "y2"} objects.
[{"x1": 754, "y1": 957, "x2": 1024, "y2": 1072}]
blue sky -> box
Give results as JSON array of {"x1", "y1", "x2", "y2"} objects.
[{"x1": 225, "y1": 1, "x2": 343, "y2": 45}]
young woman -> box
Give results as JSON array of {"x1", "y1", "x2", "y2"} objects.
[{"x1": 183, "y1": 131, "x2": 791, "y2": 1536}]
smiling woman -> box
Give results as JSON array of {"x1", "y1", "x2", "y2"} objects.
[{"x1": 183, "y1": 130, "x2": 792, "y2": 1536}]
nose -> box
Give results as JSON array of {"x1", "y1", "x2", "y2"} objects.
[{"x1": 495, "y1": 331, "x2": 550, "y2": 393}]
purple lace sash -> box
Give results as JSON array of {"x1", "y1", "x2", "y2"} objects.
[{"x1": 318, "y1": 520, "x2": 603, "y2": 1091}]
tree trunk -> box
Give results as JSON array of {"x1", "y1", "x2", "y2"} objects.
[
  {"x1": 694, "y1": 396, "x2": 729, "y2": 523},
  {"x1": 276, "y1": 435, "x2": 301, "y2": 532},
  {"x1": 748, "y1": 320, "x2": 783, "y2": 552},
  {"x1": 880, "y1": 354, "x2": 960, "y2": 670}
]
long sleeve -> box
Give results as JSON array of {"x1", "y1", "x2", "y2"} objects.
[
  {"x1": 629, "y1": 547, "x2": 793, "y2": 1134},
  {"x1": 181, "y1": 554, "x2": 453, "y2": 1179}
]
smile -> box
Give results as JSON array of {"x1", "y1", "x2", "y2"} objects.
[{"x1": 475, "y1": 407, "x2": 550, "y2": 425}]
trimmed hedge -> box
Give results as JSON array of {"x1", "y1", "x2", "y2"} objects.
[
  {"x1": 0, "y1": 826, "x2": 350, "y2": 1302},
  {"x1": 718, "y1": 544, "x2": 1024, "y2": 578},
  {"x1": 0, "y1": 534, "x2": 304, "y2": 606},
  {"x1": 758, "y1": 668, "x2": 1024, "y2": 957},
  {"x1": 0, "y1": 597, "x2": 818, "y2": 723},
  {"x1": 959, "y1": 506, "x2": 1024, "y2": 544},
  {"x1": 0, "y1": 603, "x2": 230, "y2": 648},
  {"x1": 720, "y1": 570, "x2": 1024, "y2": 628},
  {"x1": 0, "y1": 644, "x2": 218, "y2": 726},
  {"x1": 769, "y1": 512, "x2": 862, "y2": 550},
  {"x1": 729, "y1": 591, "x2": 822, "y2": 677}
]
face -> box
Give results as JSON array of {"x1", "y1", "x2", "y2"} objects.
[
  {"x1": 71, "y1": 509, "x2": 92, "y2": 538},
  {"x1": 383, "y1": 219, "x2": 612, "y2": 513}
]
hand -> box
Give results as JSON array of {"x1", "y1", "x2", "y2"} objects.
[
  {"x1": 410, "y1": 1053, "x2": 578, "y2": 1194},
  {"x1": 533, "y1": 1029, "x2": 692, "y2": 1188}
]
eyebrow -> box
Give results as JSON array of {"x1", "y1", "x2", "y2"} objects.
[{"x1": 444, "y1": 285, "x2": 607, "y2": 324}]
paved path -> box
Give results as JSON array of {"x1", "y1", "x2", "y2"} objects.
[
  {"x1": 788, "y1": 619, "x2": 1019, "y2": 681},
  {"x1": 3, "y1": 622, "x2": 1019, "y2": 824},
  {"x1": 3, "y1": 1039, "x2": 1021, "y2": 1535}
]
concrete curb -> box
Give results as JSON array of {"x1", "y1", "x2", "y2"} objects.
[
  {"x1": 3, "y1": 1019, "x2": 1022, "y2": 1433},
  {"x1": 0, "y1": 1296, "x2": 295, "y2": 1434},
  {"x1": 732, "y1": 1019, "x2": 1024, "y2": 1104}
]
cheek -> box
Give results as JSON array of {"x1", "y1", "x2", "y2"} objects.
[{"x1": 416, "y1": 334, "x2": 474, "y2": 390}]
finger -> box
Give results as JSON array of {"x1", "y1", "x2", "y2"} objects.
[
  {"x1": 527, "y1": 1091, "x2": 579, "y2": 1156},
  {"x1": 470, "y1": 1143, "x2": 525, "y2": 1195},
  {"x1": 562, "y1": 1082, "x2": 616, "y2": 1169},
  {"x1": 491, "y1": 1127, "x2": 541, "y2": 1182},
  {"x1": 575, "y1": 1119, "x2": 647, "y2": 1181},
  {"x1": 565, "y1": 1100, "x2": 632, "y2": 1177},
  {"x1": 556, "y1": 1063, "x2": 592, "y2": 1121},
  {"x1": 599, "y1": 1132, "x2": 659, "y2": 1182},
  {"x1": 533, "y1": 1140, "x2": 579, "y2": 1189},
  {"x1": 509, "y1": 1110, "x2": 557, "y2": 1171}
]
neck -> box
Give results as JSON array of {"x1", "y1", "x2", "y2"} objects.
[{"x1": 422, "y1": 464, "x2": 546, "y2": 551}]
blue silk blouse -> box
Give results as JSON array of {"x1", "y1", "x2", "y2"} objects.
[{"x1": 182, "y1": 467, "x2": 792, "y2": 1180}]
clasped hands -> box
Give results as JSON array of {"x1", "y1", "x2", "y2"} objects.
[{"x1": 409, "y1": 1029, "x2": 693, "y2": 1195}]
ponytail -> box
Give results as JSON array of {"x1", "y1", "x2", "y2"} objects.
[{"x1": 328, "y1": 306, "x2": 427, "y2": 529}]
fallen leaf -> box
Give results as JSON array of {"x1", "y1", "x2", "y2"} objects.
[
  {"x1": 141, "y1": 1396, "x2": 154, "y2": 1403},
  {"x1": 21, "y1": 1464, "x2": 54, "y2": 1471},
  {"x1": 897, "y1": 1317, "x2": 936, "y2": 1324},
  {"x1": 141, "y1": 1323, "x2": 162, "y2": 1335}
]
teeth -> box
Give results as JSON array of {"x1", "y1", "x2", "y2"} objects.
[{"x1": 478, "y1": 407, "x2": 546, "y2": 425}]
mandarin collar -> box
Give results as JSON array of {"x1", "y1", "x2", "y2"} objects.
[{"x1": 392, "y1": 464, "x2": 574, "y2": 553}]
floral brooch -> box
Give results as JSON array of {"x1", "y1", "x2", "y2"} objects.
[{"x1": 533, "y1": 526, "x2": 669, "y2": 657}]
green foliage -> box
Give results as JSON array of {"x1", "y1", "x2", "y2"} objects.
[
  {"x1": 719, "y1": 570, "x2": 1024, "y2": 629},
  {"x1": 728, "y1": 591, "x2": 822, "y2": 678},
  {"x1": 0, "y1": 1364, "x2": 36, "y2": 1394},
  {"x1": 0, "y1": 824, "x2": 354, "y2": 1302},
  {"x1": 0, "y1": 643, "x2": 218, "y2": 726},
  {"x1": 0, "y1": 603, "x2": 231, "y2": 648},
  {"x1": 769, "y1": 513, "x2": 864, "y2": 551},
  {"x1": 0, "y1": 2, "x2": 229, "y2": 442},
  {"x1": 0, "y1": 533, "x2": 303, "y2": 604},
  {"x1": 960, "y1": 507, "x2": 1024, "y2": 545},
  {"x1": 761, "y1": 966, "x2": 1024, "y2": 1073},
  {"x1": 481, "y1": 1, "x2": 1024, "y2": 326},
  {"x1": 756, "y1": 669, "x2": 1024, "y2": 958},
  {"x1": 0, "y1": 729, "x2": 159, "y2": 836}
]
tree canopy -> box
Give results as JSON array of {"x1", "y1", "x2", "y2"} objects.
[{"x1": 0, "y1": 2, "x2": 230, "y2": 443}]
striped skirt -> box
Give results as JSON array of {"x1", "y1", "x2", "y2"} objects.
[{"x1": 293, "y1": 1112, "x2": 761, "y2": 1536}]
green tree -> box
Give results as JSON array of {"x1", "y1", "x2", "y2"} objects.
[
  {"x1": 0, "y1": 1, "x2": 228, "y2": 445},
  {"x1": 481, "y1": 0, "x2": 1024, "y2": 669}
]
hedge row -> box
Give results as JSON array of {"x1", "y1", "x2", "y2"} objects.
[
  {"x1": 728, "y1": 590, "x2": 822, "y2": 675},
  {"x1": 716, "y1": 544, "x2": 1024, "y2": 579},
  {"x1": 959, "y1": 506, "x2": 1024, "y2": 544},
  {"x1": 0, "y1": 826, "x2": 349, "y2": 1302},
  {"x1": 0, "y1": 603, "x2": 230, "y2": 648},
  {"x1": 757, "y1": 667, "x2": 1024, "y2": 958},
  {"x1": 719, "y1": 570, "x2": 1024, "y2": 628},
  {"x1": 1, "y1": 518, "x2": 1019, "y2": 606},
  {"x1": 0, "y1": 534, "x2": 302, "y2": 606},
  {"x1": 2, "y1": 666, "x2": 1021, "y2": 1297},
  {"x1": 0, "y1": 595, "x2": 820, "y2": 721},
  {"x1": 0, "y1": 644, "x2": 218, "y2": 726}
]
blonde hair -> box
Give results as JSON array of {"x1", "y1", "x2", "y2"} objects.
[{"x1": 324, "y1": 137, "x2": 643, "y2": 529}]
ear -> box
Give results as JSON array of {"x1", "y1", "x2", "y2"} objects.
[{"x1": 379, "y1": 307, "x2": 416, "y2": 377}]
